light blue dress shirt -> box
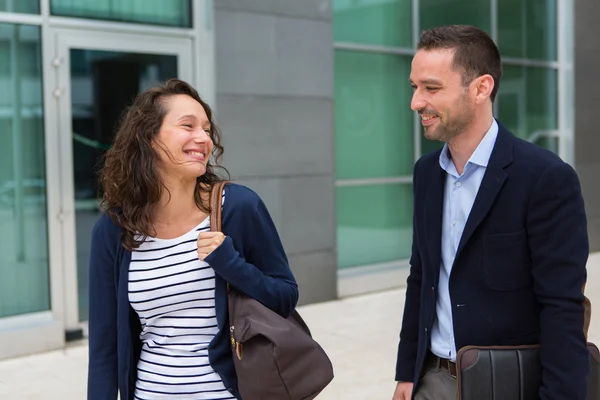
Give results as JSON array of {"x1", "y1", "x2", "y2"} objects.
[{"x1": 430, "y1": 119, "x2": 499, "y2": 362}]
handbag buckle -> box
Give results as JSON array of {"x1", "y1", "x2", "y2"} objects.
[{"x1": 230, "y1": 326, "x2": 236, "y2": 347}]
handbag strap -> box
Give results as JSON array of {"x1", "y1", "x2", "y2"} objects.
[
  {"x1": 209, "y1": 181, "x2": 229, "y2": 232},
  {"x1": 209, "y1": 181, "x2": 230, "y2": 292}
]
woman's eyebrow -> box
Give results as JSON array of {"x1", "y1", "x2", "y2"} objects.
[{"x1": 177, "y1": 114, "x2": 197, "y2": 122}]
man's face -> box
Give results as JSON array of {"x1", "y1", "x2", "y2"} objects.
[{"x1": 409, "y1": 48, "x2": 475, "y2": 143}]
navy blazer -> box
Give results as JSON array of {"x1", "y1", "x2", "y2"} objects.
[
  {"x1": 395, "y1": 121, "x2": 590, "y2": 399},
  {"x1": 87, "y1": 183, "x2": 299, "y2": 400}
]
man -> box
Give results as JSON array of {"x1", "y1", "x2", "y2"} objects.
[{"x1": 393, "y1": 25, "x2": 590, "y2": 400}]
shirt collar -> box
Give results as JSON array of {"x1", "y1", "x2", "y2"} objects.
[{"x1": 438, "y1": 119, "x2": 499, "y2": 172}]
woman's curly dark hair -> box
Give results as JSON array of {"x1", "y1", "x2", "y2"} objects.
[{"x1": 100, "y1": 79, "x2": 228, "y2": 250}]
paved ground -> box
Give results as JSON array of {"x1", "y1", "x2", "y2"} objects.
[{"x1": 1, "y1": 252, "x2": 599, "y2": 399}]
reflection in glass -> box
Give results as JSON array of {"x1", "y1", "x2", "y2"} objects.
[
  {"x1": 420, "y1": 0, "x2": 490, "y2": 35},
  {"x1": 335, "y1": 51, "x2": 414, "y2": 179},
  {"x1": 51, "y1": 0, "x2": 192, "y2": 27},
  {"x1": 498, "y1": 0, "x2": 557, "y2": 61},
  {"x1": 0, "y1": 0, "x2": 39, "y2": 14},
  {"x1": 0, "y1": 24, "x2": 49, "y2": 317},
  {"x1": 421, "y1": 134, "x2": 444, "y2": 157},
  {"x1": 497, "y1": 65, "x2": 557, "y2": 150},
  {"x1": 333, "y1": 0, "x2": 412, "y2": 48},
  {"x1": 70, "y1": 50, "x2": 177, "y2": 321},
  {"x1": 337, "y1": 184, "x2": 413, "y2": 268}
]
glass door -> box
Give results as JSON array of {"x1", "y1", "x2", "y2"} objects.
[{"x1": 51, "y1": 28, "x2": 194, "y2": 334}]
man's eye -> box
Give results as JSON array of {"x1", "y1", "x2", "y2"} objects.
[
  {"x1": 426, "y1": 87, "x2": 439, "y2": 92},
  {"x1": 183, "y1": 124, "x2": 193, "y2": 128}
]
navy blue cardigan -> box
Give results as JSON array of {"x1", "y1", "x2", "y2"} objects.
[{"x1": 87, "y1": 183, "x2": 299, "y2": 400}]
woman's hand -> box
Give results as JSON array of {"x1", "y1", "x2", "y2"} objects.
[{"x1": 197, "y1": 231, "x2": 225, "y2": 260}]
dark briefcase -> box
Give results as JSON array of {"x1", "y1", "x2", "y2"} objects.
[{"x1": 456, "y1": 342, "x2": 600, "y2": 400}]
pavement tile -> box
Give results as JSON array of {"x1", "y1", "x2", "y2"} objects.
[{"x1": 0, "y1": 253, "x2": 598, "y2": 399}]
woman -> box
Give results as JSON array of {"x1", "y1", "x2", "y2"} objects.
[{"x1": 88, "y1": 79, "x2": 298, "y2": 400}]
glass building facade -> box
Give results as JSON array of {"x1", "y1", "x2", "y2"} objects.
[
  {"x1": 333, "y1": 0, "x2": 570, "y2": 276},
  {"x1": 0, "y1": 0, "x2": 581, "y2": 360}
]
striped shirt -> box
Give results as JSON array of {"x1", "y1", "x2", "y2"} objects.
[{"x1": 128, "y1": 196, "x2": 235, "y2": 399}]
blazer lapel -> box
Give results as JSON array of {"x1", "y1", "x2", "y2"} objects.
[
  {"x1": 454, "y1": 122, "x2": 514, "y2": 261},
  {"x1": 424, "y1": 159, "x2": 446, "y2": 286}
]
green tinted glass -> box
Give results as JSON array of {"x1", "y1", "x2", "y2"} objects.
[
  {"x1": 497, "y1": 65, "x2": 557, "y2": 150},
  {"x1": 333, "y1": 0, "x2": 412, "y2": 48},
  {"x1": 498, "y1": 0, "x2": 557, "y2": 61},
  {"x1": 335, "y1": 51, "x2": 414, "y2": 179},
  {"x1": 0, "y1": 24, "x2": 50, "y2": 317},
  {"x1": 420, "y1": 0, "x2": 490, "y2": 34},
  {"x1": 337, "y1": 184, "x2": 413, "y2": 268},
  {"x1": 51, "y1": 0, "x2": 192, "y2": 27},
  {"x1": 421, "y1": 134, "x2": 444, "y2": 157},
  {"x1": 0, "y1": 0, "x2": 39, "y2": 13}
]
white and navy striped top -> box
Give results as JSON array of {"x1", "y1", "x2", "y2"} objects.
[{"x1": 128, "y1": 195, "x2": 235, "y2": 400}]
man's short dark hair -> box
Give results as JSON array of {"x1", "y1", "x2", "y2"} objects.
[{"x1": 418, "y1": 25, "x2": 502, "y2": 102}]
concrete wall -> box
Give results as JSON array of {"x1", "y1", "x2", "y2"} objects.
[
  {"x1": 213, "y1": 0, "x2": 337, "y2": 304},
  {"x1": 575, "y1": 0, "x2": 600, "y2": 253}
]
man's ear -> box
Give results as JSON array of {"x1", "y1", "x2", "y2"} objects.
[{"x1": 472, "y1": 74, "x2": 494, "y2": 104}]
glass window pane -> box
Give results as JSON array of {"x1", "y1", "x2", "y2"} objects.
[
  {"x1": 51, "y1": 0, "x2": 192, "y2": 27},
  {"x1": 335, "y1": 51, "x2": 413, "y2": 179},
  {"x1": 420, "y1": 0, "x2": 490, "y2": 35},
  {"x1": 333, "y1": 0, "x2": 412, "y2": 48},
  {"x1": 0, "y1": 0, "x2": 39, "y2": 14},
  {"x1": 337, "y1": 184, "x2": 412, "y2": 268},
  {"x1": 497, "y1": 65, "x2": 557, "y2": 150},
  {"x1": 0, "y1": 24, "x2": 50, "y2": 317},
  {"x1": 498, "y1": 0, "x2": 557, "y2": 61},
  {"x1": 421, "y1": 134, "x2": 443, "y2": 157}
]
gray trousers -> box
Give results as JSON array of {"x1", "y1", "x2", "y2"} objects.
[{"x1": 414, "y1": 356, "x2": 458, "y2": 400}]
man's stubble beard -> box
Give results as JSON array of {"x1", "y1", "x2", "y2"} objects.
[{"x1": 424, "y1": 93, "x2": 474, "y2": 144}]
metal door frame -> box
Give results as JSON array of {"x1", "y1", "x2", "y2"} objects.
[{"x1": 47, "y1": 27, "x2": 194, "y2": 333}]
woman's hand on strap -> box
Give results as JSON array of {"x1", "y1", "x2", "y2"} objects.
[{"x1": 197, "y1": 231, "x2": 225, "y2": 261}]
